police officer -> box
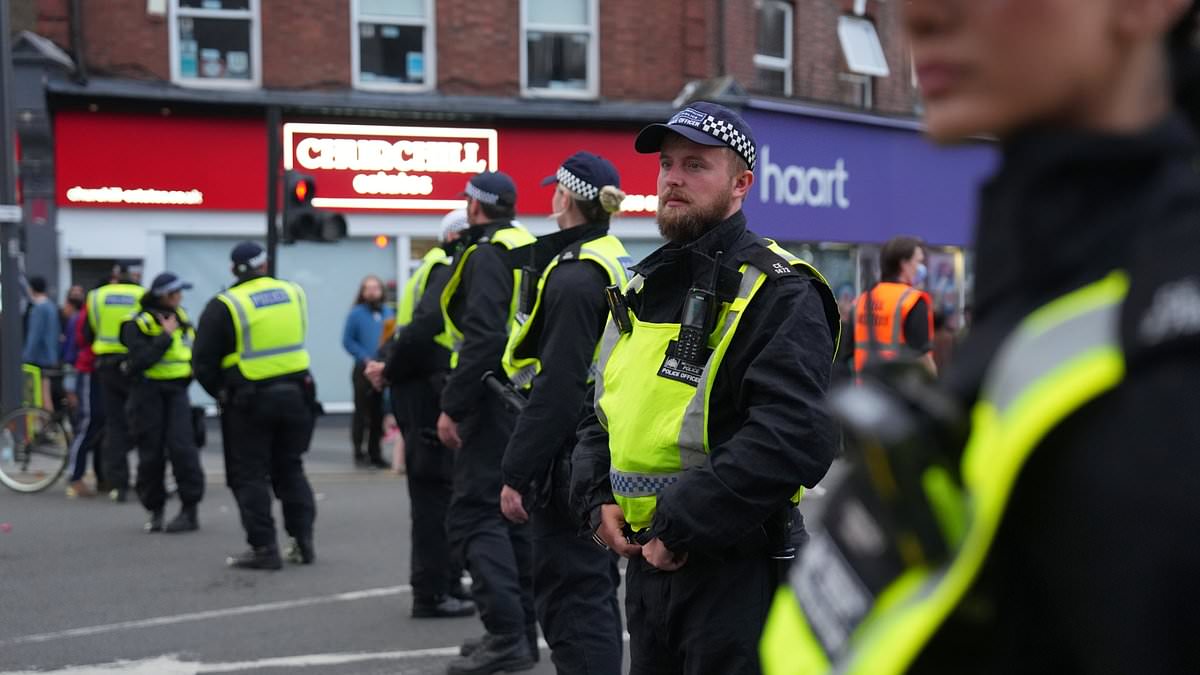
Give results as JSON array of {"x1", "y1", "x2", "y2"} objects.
[
  {"x1": 192, "y1": 242, "x2": 318, "y2": 570},
  {"x1": 437, "y1": 172, "x2": 539, "y2": 675},
  {"x1": 119, "y1": 272, "x2": 204, "y2": 533},
  {"x1": 850, "y1": 235, "x2": 936, "y2": 376},
  {"x1": 497, "y1": 152, "x2": 628, "y2": 674},
  {"x1": 571, "y1": 101, "x2": 840, "y2": 675},
  {"x1": 367, "y1": 209, "x2": 476, "y2": 619},
  {"x1": 761, "y1": 1, "x2": 1200, "y2": 673},
  {"x1": 83, "y1": 261, "x2": 143, "y2": 502}
]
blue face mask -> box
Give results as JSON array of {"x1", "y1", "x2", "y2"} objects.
[{"x1": 915, "y1": 263, "x2": 928, "y2": 286}]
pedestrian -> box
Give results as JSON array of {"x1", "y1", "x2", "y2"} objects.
[
  {"x1": 572, "y1": 101, "x2": 841, "y2": 675},
  {"x1": 343, "y1": 275, "x2": 392, "y2": 469},
  {"x1": 761, "y1": 1, "x2": 1200, "y2": 673},
  {"x1": 84, "y1": 262, "x2": 143, "y2": 502},
  {"x1": 60, "y1": 287, "x2": 85, "y2": 374},
  {"x1": 22, "y1": 275, "x2": 61, "y2": 411},
  {"x1": 436, "y1": 172, "x2": 539, "y2": 674},
  {"x1": 849, "y1": 236, "x2": 936, "y2": 377},
  {"x1": 494, "y1": 151, "x2": 630, "y2": 674},
  {"x1": 192, "y1": 242, "x2": 318, "y2": 570},
  {"x1": 64, "y1": 283, "x2": 109, "y2": 498},
  {"x1": 367, "y1": 208, "x2": 477, "y2": 620}
]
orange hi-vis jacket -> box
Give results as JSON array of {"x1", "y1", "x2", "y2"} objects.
[{"x1": 852, "y1": 281, "x2": 933, "y2": 374}]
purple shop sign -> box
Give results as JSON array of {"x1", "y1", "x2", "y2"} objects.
[{"x1": 740, "y1": 102, "x2": 998, "y2": 247}]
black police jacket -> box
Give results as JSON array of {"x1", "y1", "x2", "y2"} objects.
[
  {"x1": 118, "y1": 294, "x2": 190, "y2": 385},
  {"x1": 921, "y1": 114, "x2": 1200, "y2": 674},
  {"x1": 571, "y1": 211, "x2": 840, "y2": 554},
  {"x1": 382, "y1": 261, "x2": 453, "y2": 383}
]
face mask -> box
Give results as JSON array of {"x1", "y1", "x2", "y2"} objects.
[{"x1": 915, "y1": 263, "x2": 928, "y2": 286}]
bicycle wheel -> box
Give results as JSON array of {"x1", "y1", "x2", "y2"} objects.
[{"x1": 0, "y1": 407, "x2": 72, "y2": 493}]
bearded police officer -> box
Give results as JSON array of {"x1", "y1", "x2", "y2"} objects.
[
  {"x1": 498, "y1": 152, "x2": 629, "y2": 674},
  {"x1": 367, "y1": 209, "x2": 476, "y2": 619},
  {"x1": 193, "y1": 242, "x2": 318, "y2": 571},
  {"x1": 437, "y1": 172, "x2": 539, "y2": 675},
  {"x1": 84, "y1": 261, "x2": 143, "y2": 502},
  {"x1": 571, "y1": 101, "x2": 841, "y2": 675},
  {"x1": 119, "y1": 272, "x2": 204, "y2": 533}
]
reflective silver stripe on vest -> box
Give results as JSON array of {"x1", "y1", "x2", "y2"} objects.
[
  {"x1": 610, "y1": 469, "x2": 682, "y2": 498},
  {"x1": 510, "y1": 361, "x2": 601, "y2": 390},
  {"x1": 219, "y1": 287, "x2": 306, "y2": 360},
  {"x1": 582, "y1": 245, "x2": 626, "y2": 287},
  {"x1": 676, "y1": 267, "x2": 763, "y2": 465}
]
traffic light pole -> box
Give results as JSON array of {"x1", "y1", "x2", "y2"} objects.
[
  {"x1": 0, "y1": 0, "x2": 24, "y2": 415},
  {"x1": 265, "y1": 105, "x2": 281, "y2": 277}
]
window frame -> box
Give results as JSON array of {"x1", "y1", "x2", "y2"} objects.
[
  {"x1": 753, "y1": 0, "x2": 794, "y2": 97},
  {"x1": 519, "y1": 0, "x2": 600, "y2": 100},
  {"x1": 168, "y1": 0, "x2": 262, "y2": 89},
  {"x1": 350, "y1": 0, "x2": 437, "y2": 92}
]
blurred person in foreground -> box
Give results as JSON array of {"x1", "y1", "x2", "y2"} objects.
[{"x1": 762, "y1": 1, "x2": 1200, "y2": 673}]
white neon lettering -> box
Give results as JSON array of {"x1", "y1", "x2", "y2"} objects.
[{"x1": 66, "y1": 186, "x2": 204, "y2": 206}]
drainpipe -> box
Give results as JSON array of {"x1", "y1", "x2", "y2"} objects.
[{"x1": 69, "y1": 0, "x2": 87, "y2": 84}]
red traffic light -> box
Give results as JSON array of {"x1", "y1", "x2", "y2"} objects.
[
  {"x1": 294, "y1": 180, "x2": 309, "y2": 202},
  {"x1": 285, "y1": 170, "x2": 316, "y2": 206}
]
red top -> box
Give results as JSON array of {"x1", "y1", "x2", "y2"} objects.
[{"x1": 74, "y1": 304, "x2": 95, "y2": 373}]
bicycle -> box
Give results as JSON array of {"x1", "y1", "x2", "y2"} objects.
[{"x1": 0, "y1": 365, "x2": 74, "y2": 493}]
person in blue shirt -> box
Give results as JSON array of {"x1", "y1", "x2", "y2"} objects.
[
  {"x1": 22, "y1": 276, "x2": 61, "y2": 411},
  {"x1": 342, "y1": 275, "x2": 392, "y2": 468}
]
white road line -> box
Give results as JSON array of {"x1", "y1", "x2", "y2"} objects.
[{"x1": 0, "y1": 585, "x2": 413, "y2": 647}]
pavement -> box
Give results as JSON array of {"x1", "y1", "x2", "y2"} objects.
[{"x1": 0, "y1": 414, "x2": 836, "y2": 674}]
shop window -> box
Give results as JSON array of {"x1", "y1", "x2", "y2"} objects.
[
  {"x1": 754, "y1": 0, "x2": 793, "y2": 97},
  {"x1": 353, "y1": 0, "x2": 435, "y2": 90},
  {"x1": 170, "y1": 0, "x2": 259, "y2": 87},
  {"x1": 838, "y1": 15, "x2": 890, "y2": 77},
  {"x1": 521, "y1": 0, "x2": 598, "y2": 99}
]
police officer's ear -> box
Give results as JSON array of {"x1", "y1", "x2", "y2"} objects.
[{"x1": 728, "y1": 151, "x2": 755, "y2": 201}]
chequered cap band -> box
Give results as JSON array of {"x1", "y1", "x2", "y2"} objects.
[
  {"x1": 247, "y1": 251, "x2": 268, "y2": 268},
  {"x1": 700, "y1": 115, "x2": 757, "y2": 170},
  {"x1": 557, "y1": 166, "x2": 599, "y2": 200},
  {"x1": 465, "y1": 181, "x2": 500, "y2": 205}
]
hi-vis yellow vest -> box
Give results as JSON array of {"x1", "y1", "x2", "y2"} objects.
[
  {"x1": 399, "y1": 247, "x2": 450, "y2": 328},
  {"x1": 761, "y1": 271, "x2": 1129, "y2": 675},
  {"x1": 596, "y1": 242, "x2": 836, "y2": 532},
  {"x1": 88, "y1": 283, "x2": 143, "y2": 356},
  {"x1": 131, "y1": 309, "x2": 195, "y2": 380},
  {"x1": 215, "y1": 276, "x2": 311, "y2": 381},
  {"x1": 438, "y1": 224, "x2": 537, "y2": 368},
  {"x1": 502, "y1": 233, "x2": 631, "y2": 390}
]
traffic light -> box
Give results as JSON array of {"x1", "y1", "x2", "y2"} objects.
[{"x1": 282, "y1": 170, "x2": 348, "y2": 244}]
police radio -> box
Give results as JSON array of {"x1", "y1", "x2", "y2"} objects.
[{"x1": 675, "y1": 251, "x2": 722, "y2": 365}]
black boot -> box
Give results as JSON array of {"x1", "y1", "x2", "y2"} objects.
[
  {"x1": 144, "y1": 509, "x2": 164, "y2": 533},
  {"x1": 445, "y1": 633, "x2": 533, "y2": 675},
  {"x1": 285, "y1": 536, "x2": 315, "y2": 564},
  {"x1": 226, "y1": 545, "x2": 283, "y2": 570},
  {"x1": 459, "y1": 634, "x2": 489, "y2": 657},
  {"x1": 412, "y1": 595, "x2": 476, "y2": 619},
  {"x1": 164, "y1": 505, "x2": 199, "y2": 533}
]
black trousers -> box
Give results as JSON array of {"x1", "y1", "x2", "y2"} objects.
[
  {"x1": 532, "y1": 497, "x2": 624, "y2": 675},
  {"x1": 95, "y1": 362, "x2": 133, "y2": 490},
  {"x1": 67, "y1": 371, "x2": 106, "y2": 484},
  {"x1": 351, "y1": 362, "x2": 384, "y2": 462},
  {"x1": 128, "y1": 379, "x2": 205, "y2": 512},
  {"x1": 446, "y1": 396, "x2": 535, "y2": 639},
  {"x1": 222, "y1": 381, "x2": 316, "y2": 548},
  {"x1": 392, "y1": 378, "x2": 460, "y2": 600},
  {"x1": 626, "y1": 552, "x2": 779, "y2": 675}
]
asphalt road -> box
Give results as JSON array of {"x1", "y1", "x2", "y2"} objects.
[{"x1": 0, "y1": 415, "x2": 836, "y2": 674}]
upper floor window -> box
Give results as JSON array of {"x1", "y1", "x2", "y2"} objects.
[
  {"x1": 170, "y1": 0, "x2": 260, "y2": 88},
  {"x1": 353, "y1": 0, "x2": 435, "y2": 90},
  {"x1": 754, "y1": 0, "x2": 793, "y2": 96},
  {"x1": 521, "y1": 0, "x2": 598, "y2": 99}
]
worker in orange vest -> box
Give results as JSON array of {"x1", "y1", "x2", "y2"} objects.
[{"x1": 852, "y1": 235, "x2": 936, "y2": 376}]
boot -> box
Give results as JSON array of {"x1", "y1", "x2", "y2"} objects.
[
  {"x1": 164, "y1": 505, "x2": 199, "y2": 533},
  {"x1": 144, "y1": 509, "x2": 164, "y2": 533},
  {"x1": 412, "y1": 595, "x2": 476, "y2": 619},
  {"x1": 459, "y1": 634, "x2": 489, "y2": 657},
  {"x1": 285, "y1": 536, "x2": 315, "y2": 565},
  {"x1": 445, "y1": 633, "x2": 533, "y2": 675},
  {"x1": 226, "y1": 545, "x2": 283, "y2": 570}
]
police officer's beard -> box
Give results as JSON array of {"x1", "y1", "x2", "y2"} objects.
[{"x1": 657, "y1": 189, "x2": 735, "y2": 243}]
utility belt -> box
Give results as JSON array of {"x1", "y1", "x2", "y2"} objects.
[
  {"x1": 620, "y1": 505, "x2": 802, "y2": 561},
  {"x1": 221, "y1": 373, "x2": 322, "y2": 416}
]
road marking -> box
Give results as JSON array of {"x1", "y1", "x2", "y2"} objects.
[{"x1": 0, "y1": 585, "x2": 413, "y2": 647}]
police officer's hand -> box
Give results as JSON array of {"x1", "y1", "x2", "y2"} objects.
[
  {"x1": 437, "y1": 412, "x2": 462, "y2": 450},
  {"x1": 364, "y1": 360, "x2": 386, "y2": 390},
  {"x1": 643, "y1": 537, "x2": 688, "y2": 572},
  {"x1": 160, "y1": 313, "x2": 179, "y2": 334},
  {"x1": 500, "y1": 485, "x2": 529, "y2": 524},
  {"x1": 596, "y1": 504, "x2": 642, "y2": 559}
]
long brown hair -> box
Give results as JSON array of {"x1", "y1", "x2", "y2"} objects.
[{"x1": 353, "y1": 275, "x2": 384, "y2": 307}]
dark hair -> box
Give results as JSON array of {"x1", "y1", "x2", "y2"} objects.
[
  {"x1": 479, "y1": 201, "x2": 515, "y2": 222},
  {"x1": 28, "y1": 276, "x2": 47, "y2": 294},
  {"x1": 1171, "y1": 2, "x2": 1200, "y2": 130},
  {"x1": 354, "y1": 275, "x2": 384, "y2": 306},
  {"x1": 880, "y1": 236, "x2": 925, "y2": 281}
]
